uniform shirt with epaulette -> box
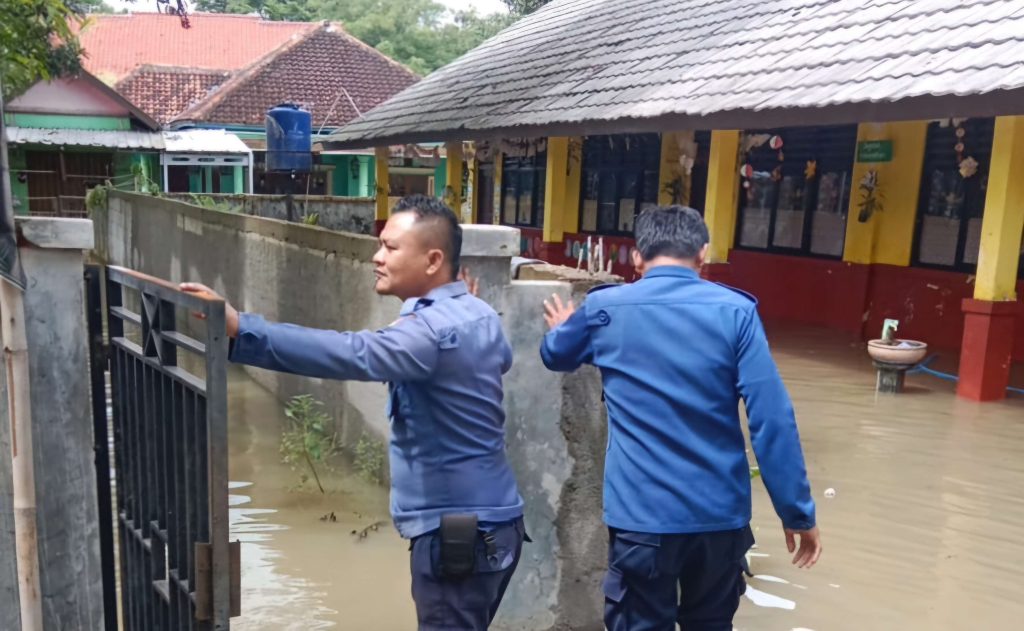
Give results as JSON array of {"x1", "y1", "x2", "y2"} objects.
[
  {"x1": 541, "y1": 265, "x2": 815, "y2": 534},
  {"x1": 230, "y1": 281, "x2": 524, "y2": 538}
]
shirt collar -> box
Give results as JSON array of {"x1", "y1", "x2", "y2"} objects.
[
  {"x1": 642, "y1": 265, "x2": 700, "y2": 280},
  {"x1": 399, "y1": 280, "x2": 468, "y2": 316}
]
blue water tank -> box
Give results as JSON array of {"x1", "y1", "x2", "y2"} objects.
[{"x1": 265, "y1": 103, "x2": 312, "y2": 172}]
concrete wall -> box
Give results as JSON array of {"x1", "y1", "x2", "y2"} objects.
[
  {"x1": 94, "y1": 191, "x2": 609, "y2": 630},
  {"x1": 0, "y1": 218, "x2": 105, "y2": 628},
  {"x1": 166, "y1": 193, "x2": 376, "y2": 236}
]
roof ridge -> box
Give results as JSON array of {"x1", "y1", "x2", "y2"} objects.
[
  {"x1": 173, "y1": 23, "x2": 327, "y2": 122},
  {"x1": 325, "y1": 22, "x2": 420, "y2": 79},
  {"x1": 117, "y1": 64, "x2": 233, "y2": 86},
  {"x1": 88, "y1": 11, "x2": 323, "y2": 25}
]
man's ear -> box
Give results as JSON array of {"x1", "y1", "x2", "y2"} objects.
[
  {"x1": 631, "y1": 249, "x2": 645, "y2": 275},
  {"x1": 425, "y1": 248, "x2": 446, "y2": 277},
  {"x1": 696, "y1": 243, "x2": 709, "y2": 267}
]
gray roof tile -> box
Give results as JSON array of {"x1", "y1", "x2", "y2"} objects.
[{"x1": 326, "y1": 0, "x2": 1024, "y2": 147}]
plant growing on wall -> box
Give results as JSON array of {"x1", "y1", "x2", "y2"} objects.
[
  {"x1": 856, "y1": 169, "x2": 885, "y2": 223},
  {"x1": 281, "y1": 394, "x2": 339, "y2": 493},
  {"x1": 85, "y1": 184, "x2": 109, "y2": 214},
  {"x1": 354, "y1": 433, "x2": 386, "y2": 486}
]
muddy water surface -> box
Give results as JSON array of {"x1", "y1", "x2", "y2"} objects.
[
  {"x1": 735, "y1": 327, "x2": 1024, "y2": 631},
  {"x1": 227, "y1": 326, "x2": 1024, "y2": 630},
  {"x1": 227, "y1": 369, "x2": 414, "y2": 630}
]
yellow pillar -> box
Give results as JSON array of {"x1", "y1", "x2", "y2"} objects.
[
  {"x1": 544, "y1": 137, "x2": 570, "y2": 243},
  {"x1": 492, "y1": 149, "x2": 503, "y2": 225},
  {"x1": 658, "y1": 131, "x2": 694, "y2": 206},
  {"x1": 467, "y1": 145, "x2": 479, "y2": 223},
  {"x1": 704, "y1": 130, "x2": 741, "y2": 264},
  {"x1": 842, "y1": 121, "x2": 928, "y2": 266},
  {"x1": 444, "y1": 141, "x2": 464, "y2": 217},
  {"x1": 563, "y1": 137, "x2": 583, "y2": 234},
  {"x1": 975, "y1": 115, "x2": 1024, "y2": 301},
  {"x1": 374, "y1": 146, "x2": 390, "y2": 221}
]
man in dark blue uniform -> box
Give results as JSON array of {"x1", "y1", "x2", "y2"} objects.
[
  {"x1": 183, "y1": 195, "x2": 525, "y2": 631},
  {"x1": 540, "y1": 206, "x2": 820, "y2": 631}
]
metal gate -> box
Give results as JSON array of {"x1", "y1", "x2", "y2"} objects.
[{"x1": 86, "y1": 265, "x2": 239, "y2": 630}]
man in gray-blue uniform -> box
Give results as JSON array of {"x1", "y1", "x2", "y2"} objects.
[
  {"x1": 183, "y1": 194, "x2": 525, "y2": 631},
  {"x1": 540, "y1": 206, "x2": 821, "y2": 631}
]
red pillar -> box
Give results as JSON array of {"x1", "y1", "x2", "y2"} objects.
[{"x1": 957, "y1": 299, "x2": 1020, "y2": 401}]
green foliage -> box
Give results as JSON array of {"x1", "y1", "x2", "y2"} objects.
[
  {"x1": 194, "y1": 0, "x2": 315, "y2": 20},
  {"x1": 188, "y1": 194, "x2": 237, "y2": 213},
  {"x1": 500, "y1": 0, "x2": 550, "y2": 16},
  {"x1": 0, "y1": 0, "x2": 90, "y2": 98},
  {"x1": 85, "y1": 183, "x2": 109, "y2": 213},
  {"x1": 353, "y1": 433, "x2": 385, "y2": 486},
  {"x1": 302, "y1": 211, "x2": 320, "y2": 225},
  {"x1": 281, "y1": 395, "x2": 340, "y2": 493},
  {"x1": 194, "y1": 0, "x2": 516, "y2": 75}
]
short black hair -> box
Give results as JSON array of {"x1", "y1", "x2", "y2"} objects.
[
  {"x1": 634, "y1": 205, "x2": 710, "y2": 261},
  {"x1": 392, "y1": 194, "x2": 463, "y2": 280}
]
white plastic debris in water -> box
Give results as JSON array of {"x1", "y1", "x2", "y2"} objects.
[
  {"x1": 824, "y1": 488, "x2": 836, "y2": 498},
  {"x1": 744, "y1": 585, "x2": 796, "y2": 610},
  {"x1": 754, "y1": 575, "x2": 790, "y2": 584}
]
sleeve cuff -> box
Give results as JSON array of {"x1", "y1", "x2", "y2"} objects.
[{"x1": 229, "y1": 312, "x2": 265, "y2": 364}]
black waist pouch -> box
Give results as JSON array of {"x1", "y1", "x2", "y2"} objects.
[{"x1": 440, "y1": 514, "x2": 478, "y2": 579}]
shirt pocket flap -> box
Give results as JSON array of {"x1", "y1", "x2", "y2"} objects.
[
  {"x1": 586, "y1": 308, "x2": 611, "y2": 327},
  {"x1": 437, "y1": 327, "x2": 460, "y2": 350}
]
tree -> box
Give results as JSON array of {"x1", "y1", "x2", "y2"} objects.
[
  {"x1": 194, "y1": 0, "x2": 314, "y2": 20},
  {"x1": 0, "y1": 0, "x2": 91, "y2": 99},
  {"x1": 195, "y1": 0, "x2": 516, "y2": 75},
  {"x1": 501, "y1": 0, "x2": 550, "y2": 15}
]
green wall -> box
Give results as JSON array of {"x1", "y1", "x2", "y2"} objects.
[
  {"x1": 434, "y1": 160, "x2": 447, "y2": 197},
  {"x1": 8, "y1": 113, "x2": 132, "y2": 130},
  {"x1": 9, "y1": 149, "x2": 28, "y2": 215}
]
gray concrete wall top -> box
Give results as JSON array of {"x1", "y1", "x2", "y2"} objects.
[{"x1": 17, "y1": 217, "x2": 94, "y2": 250}]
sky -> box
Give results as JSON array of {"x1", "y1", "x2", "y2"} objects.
[{"x1": 105, "y1": 0, "x2": 510, "y2": 16}]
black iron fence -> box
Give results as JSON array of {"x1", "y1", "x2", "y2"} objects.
[{"x1": 87, "y1": 265, "x2": 238, "y2": 631}]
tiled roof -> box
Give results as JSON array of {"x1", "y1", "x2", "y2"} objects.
[
  {"x1": 76, "y1": 12, "x2": 317, "y2": 81},
  {"x1": 174, "y1": 24, "x2": 419, "y2": 129},
  {"x1": 116, "y1": 66, "x2": 231, "y2": 124},
  {"x1": 325, "y1": 0, "x2": 1024, "y2": 148}
]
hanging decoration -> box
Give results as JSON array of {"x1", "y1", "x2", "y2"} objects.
[
  {"x1": 805, "y1": 160, "x2": 817, "y2": 180},
  {"x1": 951, "y1": 120, "x2": 978, "y2": 179},
  {"x1": 738, "y1": 132, "x2": 785, "y2": 195},
  {"x1": 856, "y1": 170, "x2": 885, "y2": 222},
  {"x1": 959, "y1": 156, "x2": 979, "y2": 179},
  {"x1": 676, "y1": 134, "x2": 698, "y2": 176}
]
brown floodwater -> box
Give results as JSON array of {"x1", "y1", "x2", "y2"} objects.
[
  {"x1": 227, "y1": 369, "x2": 415, "y2": 630},
  {"x1": 226, "y1": 325, "x2": 1024, "y2": 630}
]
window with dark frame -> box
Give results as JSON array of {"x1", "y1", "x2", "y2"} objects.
[
  {"x1": 579, "y1": 134, "x2": 661, "y2": 235},
  {"x1": 912, "y1": 118, "x2": 995, "y2": 272},
  {"x1": 734, "y1": 125, "x2": 857, "y2": 258},
  {"x1": 500, "y1": 152, "x2": 546, "y2": 229}
]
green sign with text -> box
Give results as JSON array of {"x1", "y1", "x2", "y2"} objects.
[{"x1": 857, "y1": 140, "x2": 893, "y2": 163}]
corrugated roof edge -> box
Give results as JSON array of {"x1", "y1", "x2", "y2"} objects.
[{"x1": 322, "y1": 86, "x2": 1024, "y2": 149}]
